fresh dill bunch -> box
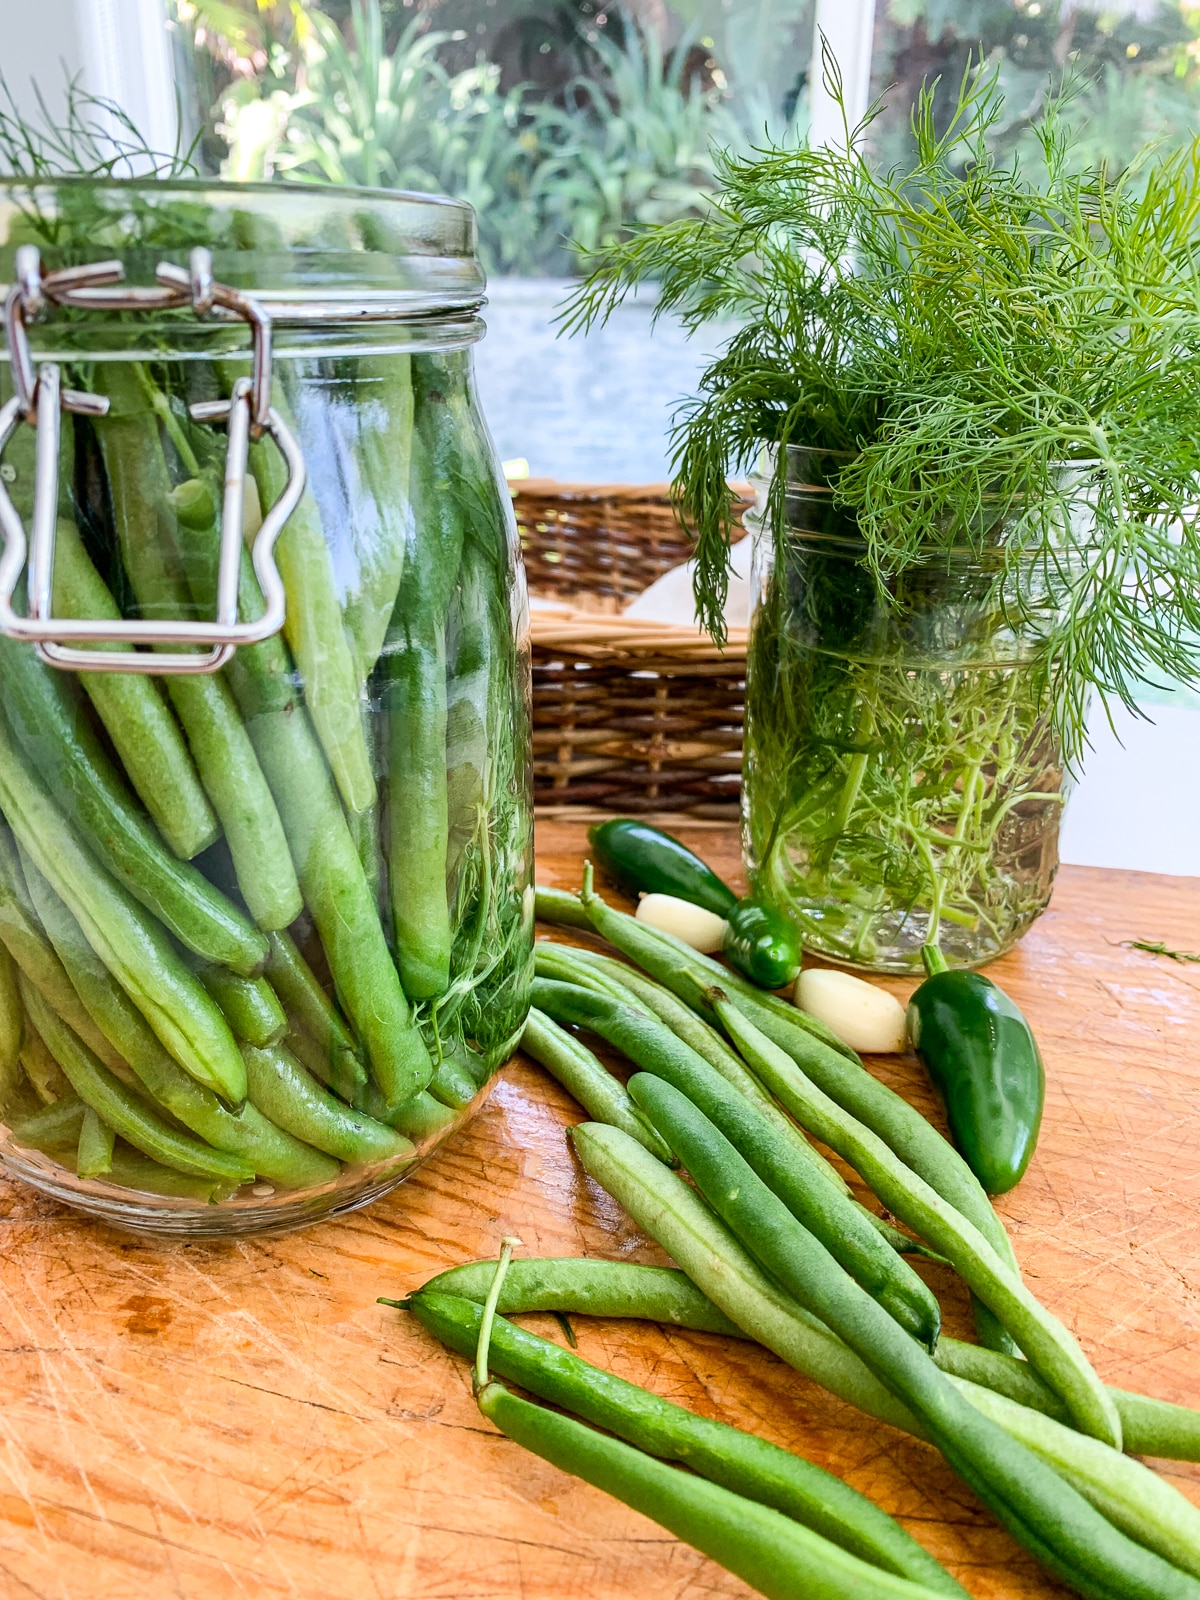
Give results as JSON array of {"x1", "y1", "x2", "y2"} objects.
[
  {"x1": 563, "y1": 46, "x2": 1200, "y2": 761},
  {"x1": 0, "y1": 72, "x2": 199, "y2": 181}
]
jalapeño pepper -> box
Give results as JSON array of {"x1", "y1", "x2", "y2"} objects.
[
  {"x1": 907, "y1": 945, "x2": 1044, "y2": 1196},
  {"x1": 587, "y1": 819, "x2": 801, "y2": 990}
]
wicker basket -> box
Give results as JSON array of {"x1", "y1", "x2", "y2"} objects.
[{"x1": 515, "y1": 480, "x2": 750, "y2": 819}]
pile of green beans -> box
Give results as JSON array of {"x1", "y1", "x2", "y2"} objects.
[
  {"x1": 0, "y1": 338, "x2": 532, "y2": 1206},
  {"x1": 406, "y1": 1286, "x2": 969, "y2": 1598},
  {"x1": 507, "y1": 890, "x2": 1200, "y2": 1599}
]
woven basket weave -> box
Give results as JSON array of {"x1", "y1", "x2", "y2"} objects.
[{"x1": 515, "y1": 480, "x2": 750, "y2": 818}]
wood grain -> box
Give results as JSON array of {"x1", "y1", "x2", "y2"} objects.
[{"x1": 0, "y1": 819, "x2": 1198, "y2": 1600}]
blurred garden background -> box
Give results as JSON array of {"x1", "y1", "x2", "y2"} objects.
[{"x1": 5, "y1": 0, "x2": 1200, "y2": 868}]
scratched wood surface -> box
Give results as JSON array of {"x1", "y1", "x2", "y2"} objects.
[{"x1": 0, "y1": 818, "x2": 1198, "y2": 1600}]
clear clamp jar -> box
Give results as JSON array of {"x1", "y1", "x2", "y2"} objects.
[{"x1": 0, "y1": 180, "x2": 533, "y2": 1233}]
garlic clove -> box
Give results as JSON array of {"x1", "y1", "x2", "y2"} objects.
[
  {"x1": 635, "y1": 893, "x2": 730, "y2": 955},
  {"x1": 794, "y1": 967, "x2": 908, "y2": 1054}
]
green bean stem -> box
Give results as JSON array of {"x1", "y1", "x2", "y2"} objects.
[
  {"x1": 51, "y1": 517, "x2": 220, "y2": 861},
  {"x1": 413, "y1": 1290, "x2": 966, "y2": 1596},
  {"x1": 716, "y1": 994, "x2": 1120, "y2": 1445}
]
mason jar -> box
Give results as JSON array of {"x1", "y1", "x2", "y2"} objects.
[
  {"x1": 0, "y1": 180, "x2": 533, "y2": 1233},
  {"x1": 743, "y1": 445, "x2": 1083, "y2": 974}
]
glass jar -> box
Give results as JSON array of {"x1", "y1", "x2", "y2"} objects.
[
  {"x1": 743, "y1": 446, "x2": 1081, "y2": 974},
  {"x1": 0, "y1": 180, "x2": 533, "y2": 1233}
]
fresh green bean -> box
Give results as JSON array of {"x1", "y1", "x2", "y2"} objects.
[
  {"x1": 571, "y1": 1122, "x2": 919, "y2": 1433},
  {"x1": 76, "y1": 1106, "x2": 115, "y2": 1178},
  {"x1": 0, "y1": 829, "x2": 128, "y2": 1076},
  {"x1": 0, "y1": 729, "x2": 247, "y2": 1105},
  {"x1": 417, "y1": 1258, "x2": 746, "y2": 1336},
  {"x1": 630, "y1": 1074, "x2": 1200, "y2": 1600},
  {"x1": 18, "y1": 1013, "x2": 72, "y2": 1103},
  {"x1": 264, "y1": 930, "x2": 363, "y2": 1071},
  {"x1": 242, "y1": 1043, "x2": 413, "y2": 1165},
  {"x1": 250, "y1": 402, "x2": 376, "y2": 817},
  {"x1": 521, "y1": 1006, "x2": 673, "y2": 1161},
  {"x1": 193, "y1": 964, "x2": 287, "y2": 1049},
  {"x1": 718, "y1": 994, "x2": 1121, "y2": 1446},
  {"x1": 0, "y1": 638, "x2": 269, "y2": 975},
  {"x1": 24, "y1": 983, "x2": 254, "y2": 1184},
  {"x1": 534, "y1": 885, "x2": 593, "y2": 931},
  {"x1": 94, "y1": 365, "x2": 302, "y2": 932},
  {"x1": 532, "y1": 966, "x2": 843, "y2": 1194},
  {"x1": 477, "y1": 1379, "x2": 953, "y2": 1600},
  {"x1": 448, "y1": 1253, "x2": 1200, "y2": 1466},
  {"x1": 576, "y1": 879, "x2": 1019, "y2": 1275},
  {"x1": 533, "y1": 978, "x2": 939, "y2": 1348},
  {"x1": 24, "y1": 865, "x2": 338, "y2": 1190},
  {"x1": 413, "y1": 1291, "x2": 966, "y2": 1596},
  {"x1": 950, "y1": 1375, "x2": 1200, "y2": 1579},
  {"x1": 0, "y1": 942, "x2": 23, "y2": 1109},
  {"x1": 220, "y1": 555, "x2": 432, "y2": 1111},
  {"x1": 50, "y1": 516, "x2": 219, "y2": 861},
  {"x1": 10, "y1": 1094, "x2": 87, "y2": 1152}
]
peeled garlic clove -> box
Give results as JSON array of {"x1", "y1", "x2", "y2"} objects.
[
  {"x1": 635, "y1": 893, "x2": 729, "y2": 954},
  {"x1": 794, "y1": 967, "x2": 908, "y2": 1054}
]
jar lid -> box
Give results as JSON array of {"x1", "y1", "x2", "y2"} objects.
[{"x1": 0, "y1": 178, "x2": 485, "y2": 324}]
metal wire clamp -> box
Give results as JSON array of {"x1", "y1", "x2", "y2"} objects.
[{"x1": 0, "y1": 246, "x2": 305, "y2": 674}]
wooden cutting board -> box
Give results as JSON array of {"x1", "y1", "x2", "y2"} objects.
[{"x1": 1, "y1": 818, "x2": 1198, "y2": 1600}]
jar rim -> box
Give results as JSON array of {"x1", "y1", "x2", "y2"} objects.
[{"x1": 0, "y1": 176, "x2": 486, "y2": 325}]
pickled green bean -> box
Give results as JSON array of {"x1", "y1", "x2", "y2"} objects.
[
  {"x1": 0, "y1": 726, "x2": 247, "y2": 1105},
  {"x1": 251, "y1": 405, "x2": 377, "y2": 817},
  {"x1": 193, "y1": 964, "x2": 287, "y2": 1049},
  {"x1": 18, "y1": 1012, "x2": 71, "y2": 1104},
  {"x1": 76, "y1": 1106, "x2": 115, "y2": 1178},
  {"x1": 23, "y1": 983, "x2": 255, "y2": 1184},
  {"x1": 94, "y1": 365, "x2": 302, "y2": 932},
  {"x1": 242, "y1": 1043, "x2": 413, "y2": 1165},
  {"x1": 50, "y1": 517, "x2": 219, "y2": 861},
  {"x1": 0, "y1": 828, "x2": 128, "y2": 1076},
  {"x1": 219, "y1": 555, "x2": 432, "y2": 1111},
  {"x1": 0, "y1": 943, "x2": 23, "y2": 1109},
  {"x1": 24, "y1": 865, "x2": 338, "y2": 1190},
  {"x1": 264, "y1": 930, "x2": 363, "y2": 1072},
  {"x1": 10, "y1": 1094, "x2": 87, "y2": 1152},
  {"x1": 0, "y1": 635, "x2": 270, "y2": 975}
]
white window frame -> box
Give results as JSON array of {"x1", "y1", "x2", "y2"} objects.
[{"x1": 810, "y1": 0, "x2": 879, "y2": 146}]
